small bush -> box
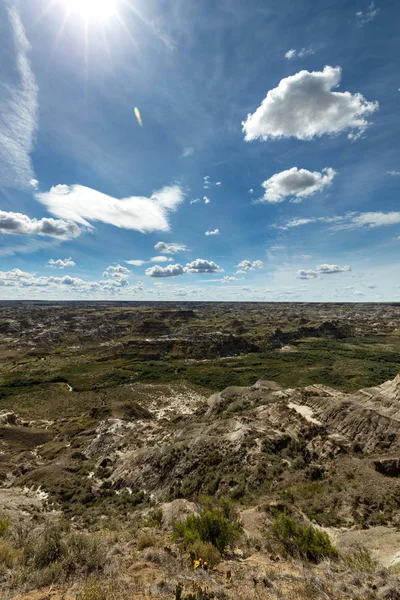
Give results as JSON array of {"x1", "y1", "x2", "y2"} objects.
[
  {"x1": 0, "y1": 517, "x2": 10, "y2": 538},
  {"x1": 77, "y1": 580, "x2": 110, "y2": 600},
  {"x1": 145, "y1": 508, "x2": 163, "y2": 528},
  {"x1": 34, "y1": 525, "x2": 65, "y2": 569},
  {"x1": 64, "y1": 533, "x2": 106, "y2": 575},
  {"x1": 188, "y1": 541, "x2": 221, "y2": 569},
  {"x1": 269, "y1": 514, "x2": 339, "y2": 563},
  {"x1": 173, "y1": 500, "x2": 242, "y2": 554},
  {"x1": 344, "y1": 544, "x2": 377, "y2": 573},
  {"x1": 0, "y1": 540, "x2": 20, "y2": 568},
  {"x1": 29, "y1": 561, "x2": 64, "y2": 588},
  {"x1": 137, "y1": 529, "x2": 157, "y2": 550}
]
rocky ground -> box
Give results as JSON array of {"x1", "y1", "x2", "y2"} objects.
[{"x1": 1, "y1": 302, "x2": 400, "y2": 599}]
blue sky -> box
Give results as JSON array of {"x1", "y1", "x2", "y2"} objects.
[{"x1": 0, "y1": 0, "x2": 399, "y2": 301}]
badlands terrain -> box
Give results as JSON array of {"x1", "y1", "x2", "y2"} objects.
[{"x1": 0, "y1": 301, "x2": 400, "y2": 599}]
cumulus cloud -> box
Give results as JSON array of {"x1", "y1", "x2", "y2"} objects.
[
  {"x1": 0, "y1": 268, "x2": 144, "y2": 295},
  {"x1": 203, "y1": 176, "x2": 210, "y2": 189},
  {"x1": 216, "y1": 181, "x2": 222, "y2": 186},
  {"x1": 0, "y1": 210, "x2": 81, "y2": 238},
  {"x1": 316, "y1": 264, "x2": 351, "y2": 274},
  {"x1": 145, "y1": 263, "x2": 184, "y2": 278},
  {"x1": 284, "y1": 47, "x2": 314, "y2": 60},
  {"x1": 356, "y1": 2, "x2": 379, "y2": 26},
  {"x1": 249, "y1": 188, "x2": 254, "y2": 194},
  {"x1": 222, "y1": 276, "x2": 239, "y2": 282},
  {"x1": 297, "y1": 269, "x2": 318, "y2": 279},
  {"x1": 261, "y1": 167, "x2": 336, "y2": 203},
  {"x1": 48, "y1": 257, "x2": 76, "y2": 268},
  {"x1": 203, "y1": 196, "x2": 210, "y2": 204},
  {"x1": 29, "y1": 179, "x2": 39, "y2": 190},
  {"x1": 124, "y1": 259, "x2": 146, "y2": 267},
  {"x1": 190, "y1": 198, "x2": 201, "y2": 205},
  {"x1": 205, "y1": 228, "x2": 220, "y2": 236},
  {"x1": 236, "y1": 260, "x2": 264, "y2": 271},
  {"x1": 242, "y1": 66, "x2": 378, "y2": 142},
  {"x1": 36, "y1": 184, "x2": 184, "y2": 233},
  {"x1": 103, "y1": 264, "x2": 131, "y2": 279},
  {"x1": 0, "y1": 5, "x2": 38, "y2": 189},
  {"x1": 154, "y1": 241, "x2": 189, "y2": 254},
  {"x1": 185, "y1": 259, "x2": 222, "y2": 273}
]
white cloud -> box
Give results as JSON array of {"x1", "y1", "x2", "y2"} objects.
[
  {"x1": 356, "y1": 2, "x2": 379, "y2": 26},
  {"x1": 145, "y1": 263, "x2": 184, "y2": 278},
  {"x1": 154, "y1": 241, "x2": 189, "y2": 254},
  {"x1": 181, "y1": 146, "x2": 194, "y2": 158},
  {"x1": 342, "y1": 212, "x2": 400, "y2": 229},
  {"x1": 249, "y1": 188, "x2": 254, "y2": 194},
  {"x1": 236, "y1": 260, "x2": 264, "y2": 271},
  {"x1": 205, "y1": 228, "x2": 220, "y2": 236},
  {"x1": 387, "y1": 171, "x2": 400, "y2": 176},
  {"x1": 103, "y1": 264, "x2": 131, "y2": 279},
  {"x1": 36, "y1": 184, "x2": 185, "y2": 232},
  {"x1": 203, "y1": 196, "x2": 210, "y2": 204},
  {"x1": 124, "y1": 259, "x2": 146, "y2": 267},
  {"x1": 190, "y1": 198, "x2": 201, "y2": 205},
  {"x1": 0, "y1": 5, "x2": 38, "y2": 189},
  {"x1": 203, "y1": 175, "x2": 210, "y2": 189},
  {"x1": 185, "y1": 259, "x2": 222, "y2": 273},
  {"x1": 0, "y1": 210, "x2": 81, "y2": 238},
  {"x1": 285, "y1": 49, "x2": 296, "y2": 60},
  {"x1": 222, "y1": 276, "x2": 239, "y2": 282},
  {"x1": 280, "y1": 212, "x2": 400, "y2": 231},
  {"x1": 297, "y1": 269, "x2": 318, "y2": 279},
  {"x1": 150, "y1": 255, "x2": 172, "y2": 262},
  {"x1": 284, "y1": 47, "x2": 314, "y2": 60},
  {"x1": 316, "y1": 264, "x2": 351, "y2": 274},
  {"x1": 29, "y1": 179, "x2": 39, "y2": 190},
  {"x1": 261, "y1": 167, "x2": 336, "y2": 203},
  {"x1": 216, "y1": 181, "x2": 222, "y2": 186},
  {"x1": 0, "y1": 268, "x2": 134, "y2": 293},
  {"x1": 48, "y1": 257, "x2": 76, "y2": 268},
  {"x1": 242, "y1": 66, "x2": 378, "y2": 142}
]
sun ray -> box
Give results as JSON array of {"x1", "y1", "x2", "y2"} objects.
[
  {"x1": 47, "y1": 7, "x2": 72, "y2": 66},
  {"x1": 31, "y1": 0, "x2": 59, "y2": 29}
]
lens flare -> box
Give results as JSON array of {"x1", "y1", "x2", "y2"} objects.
[{"x1": 134, "y1": 107, "x2": 143, "y2": 127}]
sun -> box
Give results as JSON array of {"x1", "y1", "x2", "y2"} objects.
[{"x1": 65, "y1": 0, "x2": 118, "y2": 21}]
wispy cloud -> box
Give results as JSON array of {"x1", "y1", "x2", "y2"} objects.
[
  {"x1": 284, "y1": 47, "x2": 315, "y2": 60},
  {"x1": 279, "y1": 212, "x2": 400, "y2": 231},
  {"x1": 0, "y1": 3, "x2": 38, "y2": 189},
  {"x1": 356, "y1": 3, "x2": 379, "y2": 27},
  {"x1": 181, "y1": 146, "x2": 194, "y2": 158}
]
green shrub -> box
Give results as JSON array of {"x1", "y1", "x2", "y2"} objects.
[
  {"x1": 344, "y1": 544, "x2": 377, "y2": 573},
  {"x1": 144, "y1": 508, "x2": 163, "y2": 528},
  {"x1": 137, "y1": 529, "x2": 157, "y2": 550},
  {"x1": 0, "y1": 540, "x2": 20, "y2": 568},
  {"x1": 188, "y1": 541, "x2": 221, "y2": 569},
  {"x1": 0, "y1": 517, "x2": 10, "y2": 538},
  {"x1": 269, "y1": 514, "x2": 339, "y2": 563},
  {"x1": 173, "y1": 500, "x2": 242, "y2": 554}
]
